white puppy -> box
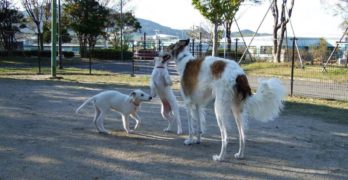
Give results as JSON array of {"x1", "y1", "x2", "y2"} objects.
[
  {"x1": 76, "y1": 89, "x2": 152, "y2": 134},
  {"x1": 150, "y1": 56, "x2": 183, "y2": 134}
]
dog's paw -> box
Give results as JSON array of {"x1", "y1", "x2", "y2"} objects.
[
  {"x1": 163, "y1": 128, "x2": 172, "y2": 133},
  {"x1": 184, "y1": 138, "x2": 194, "y2": 145},
  {"x1": 99, "y1": 131, "x2": 110, "y2": 135},
  {"x1": 127, "y1": 130, "x2": 134, "y2": 134},
  {"x1": 212, "y1": 154, "x2": 223, "y2": 162},
  {"x1": 234, "y1": 152, "x2": 244, "y2": 159},
  {"x1": 177, "y1": 129, "x2": 183, "y2": 135}
]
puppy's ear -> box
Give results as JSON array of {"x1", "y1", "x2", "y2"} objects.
[
  {"x1": 162, "y1": 54, "x2": 171, "y2": 62},
  {"x1": 129, "y1": 91, "x2": 136, "y2": 97}
]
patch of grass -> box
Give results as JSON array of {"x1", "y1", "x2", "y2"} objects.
[
  {"x1": 284, "y1": 96, "x2": 348, "y2": 124},
  {"x1": 1, "y1": 63, "x2": 347, "y2": 124},
  {"x1": 242, "y1": 62, "x2": 348, "y2": 83}
]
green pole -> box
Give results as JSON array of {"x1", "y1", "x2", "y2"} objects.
[{"x1": 51, "y1": 0, "x2": 57, "y2": 78}]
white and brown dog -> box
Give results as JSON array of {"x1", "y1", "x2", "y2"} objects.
[
  {"x1": 160, "y1": 39, "x2": 286, "y2": 161},
  {"x1": 150, "y1": 56, "x2": 183, "y2": 134},
  {"x1": 76, "y1": 89, "x2": 152, "y2": 134}
]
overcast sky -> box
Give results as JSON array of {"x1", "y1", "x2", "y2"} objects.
[
  {"x1": 129, "y1": 0, "x2": 345, "y2": 38},
  {"x1": 13, "y1": 0, "x2": 345, "y2": 38}
]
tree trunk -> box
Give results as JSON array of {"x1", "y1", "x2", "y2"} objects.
[{"x1": 271, "y1": 0, "x2": 295, "y2": 63}]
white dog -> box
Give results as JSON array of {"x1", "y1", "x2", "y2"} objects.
[
  {"x1": 150, "y1": 56, "x2": 183, "y2": 134},
  {"x1": 160, "y1": 39, "x2": 286, "y2": 161},
  {"x1": 76, "y1": 89, "x2": 152, "y2": 134}
]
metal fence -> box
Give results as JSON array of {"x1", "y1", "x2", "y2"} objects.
[
  {"x1": 132, "y1": 39, "x2": 347, "y2": 101},
  {"x1": 1, "y1": 38, "x2": 347, "y2": 101}
]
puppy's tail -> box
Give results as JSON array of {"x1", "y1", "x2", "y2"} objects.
[
  {"x1": 75, "y1": 97, "x2": 94, "y2": 114},
  {"x1": 240, "y1": 76, "x2": 286, "y2": 123}
]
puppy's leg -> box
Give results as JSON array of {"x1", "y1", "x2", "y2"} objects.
[
  {"x1": 96, "y1": 111, "x2": 110, "y2": 134},
  {"x1": 232, "y1": 104, "x2": 245, "y2": 159},
  {"x1": 212, "y1": 95, "x2": 230, "y2": 162},
  {"x1": 164, "y1": 73, "x2": 173, "y2": 86},
  {"x1": 161, "y1": 100, "x2": 174, "y2": 133},
  {"x1": 121, "y1": 115, "x2": 133, "y2": 134},
  {"x1": 130, "y1": 112, "x2": 141, "y2": 130},
  {"x1": 93, "y1": 106, "x2": 103, "y2": 133}
]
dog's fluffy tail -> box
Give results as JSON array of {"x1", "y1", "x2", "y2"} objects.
[
  {"x1": 75, "y1": 97, "x2": 94, "y2": 114},
  {"x1": 244, "y1": 78, "x2": 286, "y2": 122}
]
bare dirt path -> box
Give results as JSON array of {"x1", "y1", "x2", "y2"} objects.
[{"x1": 0, "y1": 78, "x2": 347, "y2": 179}]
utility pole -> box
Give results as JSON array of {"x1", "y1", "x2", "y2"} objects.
[
  {"x1": 58, "y1": 0, "x2": 63, "y2": 69},
  {"x1": 120, "y1": 0, "x2": 124, "y2": 61},
  {"x1": 51, "y1": 0, "x2": 57, "y2": 78}
]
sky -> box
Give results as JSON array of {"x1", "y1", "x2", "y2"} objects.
[{"x1": 128, "y1": 0, "x2": 345, "y2": 38}]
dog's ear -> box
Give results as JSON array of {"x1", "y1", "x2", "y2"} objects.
[{"x1": 179, "y1": 39, "x2": 190, "y2": 46}]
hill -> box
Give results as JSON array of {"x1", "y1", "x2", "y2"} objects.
[
  {"x1": 137, "y1": 18, "x2": 188, "y2": 38},
  {"x1": 137, "y1": 18, "x2": 271, "y2": 38}
]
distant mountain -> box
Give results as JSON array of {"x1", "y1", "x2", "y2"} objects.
[
  {"x1": 137, "y1": 18, "x2": 271, "y2": 38},
  {"x1": 231, "y1": 29, "x2": 271, "y2": 37},
  {"x1": 137, "y1": 18, "x2": 188, "y2": 38}
]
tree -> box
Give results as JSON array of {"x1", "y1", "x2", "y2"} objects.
[
  {"x1": 221, "y1": 0, "x2": 244, "y2": 58},
  {"x1": 64, "y1": 0, "x2": 109, "y2": 57},
  {"x1": 310, "y1": 38, "x2": 328, "y2": 65},
  {"x1": 0, "y1": 0, "x2": 25, "y2": 52},
  {"x1": 108, "y1": 11, "x2": 141, "y2": 49},
  {"x1": 271, "y1": 0, "x2": 295, "y2": 63},
  {"x1": 192, "y1": 0, "x2": 225, "y2": 56},
  {"x1": 21, "y1": 0, "x2": 51, "y2": 51},
  {"x1": 43, "y1": 16, "x2": 72, "y2": 44}
]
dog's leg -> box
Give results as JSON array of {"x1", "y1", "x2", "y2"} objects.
[
  {"x1": 193, "y1": 104, "x2": 202, "y2": 144},
  {"x1": 121, "y1": 115, "x2": 133, "y2": 134},
  {"x1": 184, "y1": 104, "x2": 195, "y2": 145},
  {"x1": 212, "y1": 96, "x2": 229, "y2": 162},
  {"x1": 171, "y1": 102, "x2": 182, "y2": 135},
  {"x1": 232, "y1": 105, "x2": 245, "y2": 159},
  {"x1": 130, "y1": 112, "x2": 141, "y2": 130}
]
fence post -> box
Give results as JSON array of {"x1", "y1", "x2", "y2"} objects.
[
  {"x1": 199, "y1": 32, "x2": 202, "y2": 57},
  {"x1": 131, "y1": 40, "x2": 135, "y2": 77},
  {"x1": 192, "y1": 39, "x2": 195, "y2": 56},
  {"x1": 235, "y1": 38, "x2": 239, "y2": 61},
  {"x1": 290, "y1": 37, "x2": 297, "y2": 97},
  {"x1": 143, "y1": 32, "x2": 146, "y2": 50}
]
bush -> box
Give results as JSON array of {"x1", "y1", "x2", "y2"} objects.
[
  {"x1": 89, "y1": 49, "x2": 133, "y2": 60},
  {"x1": 63, "y1": 51, "x2": 74, "y2": 58}
]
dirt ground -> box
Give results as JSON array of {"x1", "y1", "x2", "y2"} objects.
[{"x1": 0, "y1": 78, "x2": 347, "y2": 180}]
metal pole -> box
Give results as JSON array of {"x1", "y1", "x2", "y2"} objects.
[
  {"x1": 199, "y1": 32, "x2": 202, "y2": 57},
  {"x1": 290, "y1": 38, "x2": 297, "y2": 97},
  {"x1": 51, "y1": 0, "x2": 57, "y2": 78},
  {"x1": 143, "y1": 32, "x2": 146, "y2": 50},
  {"x1": 58, "y1": 0, "x2": 62, "y2": 69},
  {"x1": 192, "y1": 39, "x2": 195, "y2": 56},
  {"x1": 235, "y1": 38, "x2": 239, "y2": 61},
  {"x1": 131, "y1": 41, "x2": 135, "y2": 77},
  {"x1": 120, "y1": 0, "x2": 124, "y2": 61}
]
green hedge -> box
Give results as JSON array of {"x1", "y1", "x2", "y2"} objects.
[
  {"x1": 0, "y1": 50, "x2": 74, "y2": 58},
  {"x1": 89, "y1": 49, "x2": 133, "y2": 60}
]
